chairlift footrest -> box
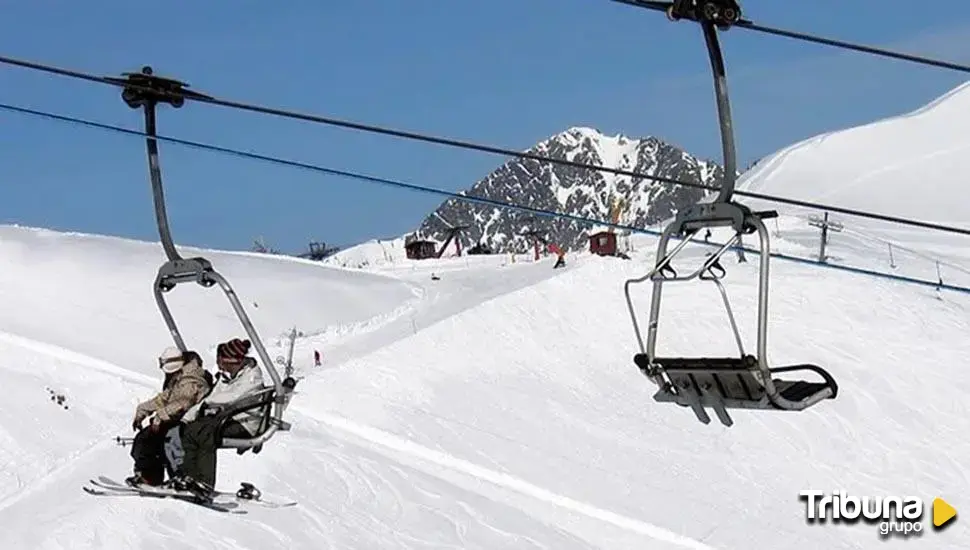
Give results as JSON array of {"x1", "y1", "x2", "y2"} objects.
[{"x1": 633, "y1": 354, "x2": 837, "y2": 425}]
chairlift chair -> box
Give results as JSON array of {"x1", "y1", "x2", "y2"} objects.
[
  {"x1": 621, "y1": 1, "x2": 837, "y2": 426},
  {"x1": 110, "y1": 66, "x2": 298, "y2": 451}
]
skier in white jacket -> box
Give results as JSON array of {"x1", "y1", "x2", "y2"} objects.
[{"x1": 172, "y1": 337, "x2": 265, "y2": 496}]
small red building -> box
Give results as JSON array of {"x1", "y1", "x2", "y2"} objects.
[
  {"x1": 588, "y1": 231, "x2": 617, "y2": 256},
  {"x1": 405, "y1": 240, "x2": 437, "y2": 260}
]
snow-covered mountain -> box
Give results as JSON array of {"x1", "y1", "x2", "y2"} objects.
[
  {"x1": 326, "y1": 81, "x2": 970, "y2": 291},
  {"x1": 736, "y1": 81, "x2": 970, "y2": 263},
  {"x1": 411, "y1": 126, "x2": 725, "y2": 254},
  {"x1": 737, "y1": 81, "x2": 970, "y2": 225}
]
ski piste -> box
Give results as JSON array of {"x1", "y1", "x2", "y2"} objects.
[{"x1": 84, "y1": 476, "x2": 297, "y2": 510}]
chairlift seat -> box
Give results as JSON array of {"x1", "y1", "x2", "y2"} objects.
[
  {"x1": 621, "y1": 3, "x2": 840, "y2": 426},
  {"x1": 634, "y1": 354, "x2": 838, "y2": 426}
]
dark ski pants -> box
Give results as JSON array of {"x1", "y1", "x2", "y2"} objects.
[
  {"x1": 179, "y1": 415, "x2": 250, "y2": 487},
  {"x1": 131, "y1": 421, "x2": 178, "y2": 484}
]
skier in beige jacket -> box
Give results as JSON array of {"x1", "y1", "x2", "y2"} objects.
[{"x1": 127, "y1": 347, "x2": 211, "y2": 487}]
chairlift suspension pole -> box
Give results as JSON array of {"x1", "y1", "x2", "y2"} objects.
[
  {"x1": 141, "y1": 101, "x2": 181, "y2": 262},
  {"x1": 808, "y1": 212, "x2": 844, "y2": 263},
  {"x1": 662, "y1": 0, "x2": 742, "y2": 201},
  {"x1": 285, "y1": 327, "x2": 297, "y2": 378},
  {"x1": 701, "y1": 21, "x2": 737, "y2": 202}
]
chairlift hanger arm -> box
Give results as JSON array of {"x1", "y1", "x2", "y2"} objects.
[
  {"x1": 614, "y1": 1, "x2": 742, "y2": 203},
  {"x1": 107, "y1": 66, "x2": 214, "y2": 262}
]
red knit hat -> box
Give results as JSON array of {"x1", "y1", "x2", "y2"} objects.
[{"x1": 217, "y1": 338, "x2": 251, "y2": 364}]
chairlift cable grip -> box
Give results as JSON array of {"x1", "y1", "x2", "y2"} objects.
[{"x1": 664, "y1": 1, "x2": 742, "y2": 202}]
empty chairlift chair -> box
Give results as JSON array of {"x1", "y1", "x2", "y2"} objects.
[{"x1": 620, "y1": 0, "x2": 837, "y2": 426}]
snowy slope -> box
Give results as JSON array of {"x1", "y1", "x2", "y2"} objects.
[
  {"x1": 324, "y1": 232, "x2": 566, "y2": 271},
  {"x1": 0, "y1": 331, "x2": 154, "y2": 510},
  {"x1": 695, "y1": 212, "x2": 970, "y2": 290},
  {"x1": 0, "y1": 226, "x2": 601, "y2": 550},
  {"x1": 0, "y1": 225, "x2": 422, "y2": 372},
  {"x1": 736, "y1": 81, "x2": 970, "y2": 263},
  {"x1": 3, "y1": 99, "x2": 970, "y2": 549},
  {"x1": 310, "y1": 243, "x2": 970, "y2": 550},
  {"x1": 0, "y1": 218, "x2": 966, "y2": 549},
  {"x1": 323, "y1": 236, "x2": 410, "y2": 268}
]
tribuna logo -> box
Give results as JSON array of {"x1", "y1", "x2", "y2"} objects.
[{"x1": 799, "y1": 490, "x2": 925, "y2": 537}]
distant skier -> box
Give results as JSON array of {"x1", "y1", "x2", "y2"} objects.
[
  {"x1": 549, "y1": 243, "x2": 566, "y2": 269},
  {"x1": 127, "y1": 347, "x2": 210, "y2": 487},
  {"x1": 313, "y1": 349, "x2": 321, "y2": 367}
]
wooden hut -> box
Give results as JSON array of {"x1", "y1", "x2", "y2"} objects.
[
  {"x1": 588, "y1": 231, "x2": 617, "y2": 256},
  {"x1": 405, "y1": 240, "x2": 437, "y2": 260}
]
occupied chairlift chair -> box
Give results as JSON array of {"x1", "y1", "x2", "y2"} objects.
[
  {"x1": 620, "y1": 0, "x2": 838, "y2": 426},
  {"x1": 109, "y1": 66, "x2": 298, "y2": 453}
]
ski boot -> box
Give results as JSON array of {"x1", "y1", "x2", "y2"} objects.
[
  {"x1": 236, "y1": 482, "x2": 261, "y2": 501},
  {"x1": 125, "y1": 471, "x2": 162, "y2": 487},
  {"x1": 168, "y1": 475, "x2": 215, "y2": 503}
]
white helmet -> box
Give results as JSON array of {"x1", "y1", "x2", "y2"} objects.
[{"x1": 158, "y1": 346, "x2": 184, "y2": 373}]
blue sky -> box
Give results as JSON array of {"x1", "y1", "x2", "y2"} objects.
[{"x1": 1, "y1": 0, "x2": 969, "y2": 253}]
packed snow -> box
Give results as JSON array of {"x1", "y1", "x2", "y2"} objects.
[
  {"x1": 736, "y1": 81, "x2": 970, "y2": 269},
  {"x1": 0, "y1": 226, "x2": 423, "y2": 371},
  {"x1": 1, "y1": 211, "x2": 967, "y2": 549},
  {"x1": 1, "y1": 82, "x2": 969, "y2": 550}
]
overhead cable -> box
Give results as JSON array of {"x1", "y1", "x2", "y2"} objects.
[
  {"x1": 3, "y1": 100, "x2": 970, "y2": 295},
  {"x1": 610, "y1": 0, "x2": 970, "y2": 74},
  {"x1": 1, "y1": 53, "x2": 968, "y2": 237}
]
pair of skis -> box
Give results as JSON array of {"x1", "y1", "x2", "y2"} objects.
[{"x1": 83, "y1": 476, "x2": 296, "y2": 514}]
